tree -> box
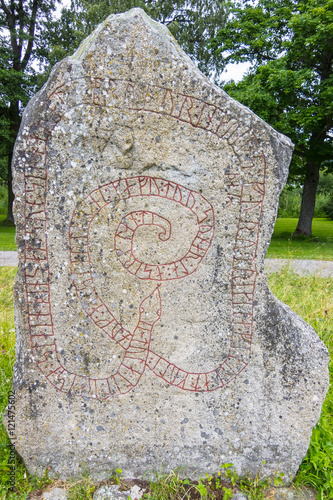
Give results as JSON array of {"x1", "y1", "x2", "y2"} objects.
[
  {"x1": 1, "y1": 0, "x2": 228, "y2": 223},
  {"x1": 0, "y1": 0, "x2": 57, "y2": 223},
  {"x1": 212, "y1": 0, "x2": 333, "y2": 236},
  {"x1": 47, "y1": 0, "x2": 228, "y2": 79}
]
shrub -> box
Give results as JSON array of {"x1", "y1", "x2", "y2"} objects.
[
  {"x1": 0, "y1": 183, "x2": 7, "y2": 215},
  {"x1": 323, "y1": 196, "x2": 333, "y2": 220},
  {"x1": 278, "y1": 185, "x2": 331, "y2": 218}
]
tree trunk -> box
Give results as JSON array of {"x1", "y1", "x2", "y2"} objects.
[
  {"x1": 293, "y1": 161, "x2": 319, "y2": 237},
  {"x1": 4, "y1": 100, "x2": 21, "y2": 225}
]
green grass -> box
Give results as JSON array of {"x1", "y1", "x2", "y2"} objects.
[
  {"x1": 0, "y1": 268, "x2": 332, "y2": 498},
  {"x1": 268, "y1": 270, "x2": 333, "y2": 499},
  {"x1": 266, "y1": 218, "x2": 333, "y2": 260},
  {"x1": 0, "y1": 215, "x2": 16, "y2": 251}
]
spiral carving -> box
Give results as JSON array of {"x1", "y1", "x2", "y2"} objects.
[{"x1": 63, "y1": 176, "x2": 219, "y2": 397}]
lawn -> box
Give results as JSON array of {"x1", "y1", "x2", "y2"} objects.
[
  {"x1": 266, "y1": 218, "x2": 333, "y2": 260},
  {"x1": 1, "y1": 215, "x2": 333, "y2": 260},
  {"x1": 0, "y1": 268, "x2": 332, "y2": 498},
  {"x1": 0, "y1": 215, "x2": 16, "y2": 251}
]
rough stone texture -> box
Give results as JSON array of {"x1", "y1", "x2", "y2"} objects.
[
  {"x1": 94, "y1": 484, "x2": 144, "y2": 500},
  {"x1": 232, "y1": 493, "x2": 248, "y2": 500},
  {"x1": 41, "y1": 488, "x2": 68, "y2": 500},
  {"x1": 265, "y1": 487, "x2": 317, "y2": 500},
  {"x1": 4, "y1": 8, "x2": 329, "y2": 482}
]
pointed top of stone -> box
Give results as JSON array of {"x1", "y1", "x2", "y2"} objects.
[
  {"x1": 68, "y1": 7, "x2": 293, "y2": 151},
  {"x1": 73, "y1": 7, "x2": 196, "y2": 64}
]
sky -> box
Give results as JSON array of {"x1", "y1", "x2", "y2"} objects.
[{"x1": 220, "y1": 61, "x2": 250, "y2": 83}]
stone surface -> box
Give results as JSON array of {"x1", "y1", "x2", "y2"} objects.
[
  {"x1": 265, "y1": 486, "x2": 317, "y2": 499},
  {"x1": 94, "y1": 484, "x2": 144, "y2": 500},
  {"x1": 40, "y1": 487, "x2": 68, "y2": 500},
  {"x1": 5, "y1": 7, "x2": 329, "y2": 482},
  {"x1": 93, "y1": 485, "x2": 126, "y2": 500},
  {"x1": 232, "y1": 493, "x2": 248, "y2": 500}
]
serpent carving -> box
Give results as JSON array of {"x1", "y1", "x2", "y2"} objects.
[{"x1": 68, "y1": 175, "x2": 221, "y2": 397}]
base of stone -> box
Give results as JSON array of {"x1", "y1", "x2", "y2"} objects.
[
  {"x1": 262, "y1": 486, "x2": 317, "y2": 500},
  {"x1": 28, "y1": 479, "x2": 318, "y2": 500}
]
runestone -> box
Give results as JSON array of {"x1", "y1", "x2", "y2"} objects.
[{"x1": 6, "y1": 8, "x2": 329, "y2": 481}]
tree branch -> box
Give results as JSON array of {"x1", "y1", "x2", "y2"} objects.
[
  {"x1": 0, "y1": 0, "x2": 11, "y2": 17},
  {"x1": 19, "y1": 0, "x2": 24, "y2": 47},
  {"x1": 1, "y1": 0, "x2": 21, "y2": 70},
  {"x1": 313, "y1": 115, "x2": 332, "y2": 142},
  {"x1": 165, "y1": 10, "x2": 192, "y2": 25},
  {"x1": 294, "y1": 148, "x2": 307, "y2": 158},
  {"x1": 21, "y1": 0, "x2": 39, "y2": 70}
]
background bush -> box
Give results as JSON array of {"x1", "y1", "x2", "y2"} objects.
[
  {"x1": 0, "y1": 184, "x2": 7, "y2": 215},
  {"x1": 324, "y1": 197, "x2": 333, "y2": 220},
  {"x1": 278, "y1": 173, "x2": 333, "y2": 218}
]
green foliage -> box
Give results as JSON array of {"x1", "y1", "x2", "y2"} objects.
[
  {"x1": 268, "y1": 271, "x2": 333, "y2": 499},
  {"x1": 110, "y1": 467, "x2": 123, "y2": 485},
  {"x1": 143, "y1": 470, "x2": 195, "y2": 500},
  {"x1": 144, "y1": 466, "x2": 282, "y2": 500},
  {"x1": 0, "y1": 214, "x2": 16, "y2": 249},
  {"x1": 222, "y1": 464, "x2": 274, "y2": 500},
  {"x1": 278, "y1": 187, "x2": 330, "y2": 218},
  {"x1": 324, "y1": 196, "x2": 333, "y2": 220},
  {"x1": 67, "y1": 470, "x2": 96, "y2": 500},
  {"x1": 295, "y1": 417, "x2": 333, "y2": 499},
  {"x1": 278, "y1": 187, "x2": 302, "y2": 218},
  {"x1": 195, "y1": 478, "x2": 208, "y2": 498},
  {"x1": 0, "y1": 184, "x2": 7, "y2": 214},
  {"x1": 318, "y1": 174, "x2": 333, "y2": 197},
  {"x1": 197, "y1": 469, "x2": 236, "y2": 500},
  {"x1": 213, "y1": 0, "x2": 333, "y2": 234}
]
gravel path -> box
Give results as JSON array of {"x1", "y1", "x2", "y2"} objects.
[
  {"x1": 0, "y1": 251, "x2": 19, "y2": 267},
  {"x1": 264, "y1": 258, "x2": 333, "y2": 277},
  {"x1": 1, "y1": 252, "x2": 333, "y2": 277}
]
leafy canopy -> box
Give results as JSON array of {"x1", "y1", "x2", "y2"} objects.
[
  {"x1": 213, "y1": 0, "x2": 333, "y2": 182},
  {"x1": 0, "y1": 0, "x2": 58, "y2": 180}
]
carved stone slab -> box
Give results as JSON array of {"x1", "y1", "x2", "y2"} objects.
[{"x1": 6, "y1": 8, "x2": 329, "y2": 481}]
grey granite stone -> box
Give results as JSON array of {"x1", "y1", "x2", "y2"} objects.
[
  {"x1": 93, "y1": 485, "x2": 126, "y2": 500},
  {"x1": 232, "y1": 493, "x2": 248, "y2": 500},
  {"x1": 4, "y1": 7, "x2": 329, "y2": 482},
  {"x1": 94, "y1": 484, "x2": 144, "y2": 500},
  {"x1": 265, "y1": 486, "x2": 317, "y2": 499},
  {"x1": 41, "y1": 488, "x2": 68, "y2": 500}
]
